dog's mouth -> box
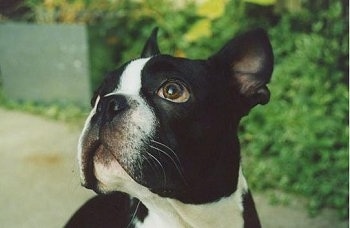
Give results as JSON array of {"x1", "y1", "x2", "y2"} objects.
[{"x1": 80, "y1": 139, "x2": 100, "y2": 191}]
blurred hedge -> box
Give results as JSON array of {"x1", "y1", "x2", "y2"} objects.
[
  {"x1": 241, "y1": 1, "x2": 348, "y2": 218},
  {"x1": 3, "y1": 0, "x2": 348, "y2": 218}
]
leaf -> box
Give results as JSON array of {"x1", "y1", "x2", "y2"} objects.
[
  {"x1": 197, "y1": 0, "x2": 227, "y2": 19},
  {"x1": 184, "y1": 19, "x2": 212, "y2": 42},
  {"x1": 244, "y1": 0, "x2": 277, "y2": 6}
]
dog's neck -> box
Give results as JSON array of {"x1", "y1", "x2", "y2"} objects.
[{"x1": 132, "y1": 168, "x2": 248, "y2": 228}]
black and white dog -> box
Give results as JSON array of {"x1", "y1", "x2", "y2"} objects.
[{"x1": 66, "y1": 28, "x2": 273, "y2": 228}]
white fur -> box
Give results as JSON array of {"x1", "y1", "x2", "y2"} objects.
[
  {"x1": 105, "y1": 58, "x2": 151, "y2": 97},
  {"x1": 118, "y1": 58, "x2": 150, "y2": 94}
]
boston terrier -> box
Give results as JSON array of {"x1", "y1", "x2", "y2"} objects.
[{"x1": 66, "y1": 27, "x2": 273, "y2": 228}]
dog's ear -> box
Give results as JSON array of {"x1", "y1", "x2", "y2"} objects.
[
  {"x1": 209, "y1": 28, "x2": 274, "y2": 114},
  {"x1": 141, "y1": 27, "x2": 161, "y2": 58}
]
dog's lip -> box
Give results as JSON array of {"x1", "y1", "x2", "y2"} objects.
[{"x1": 81, "y1": 139, "x2": 101, "y2": 191}]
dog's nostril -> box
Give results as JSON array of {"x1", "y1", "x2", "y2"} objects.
[
  {"x1": 108, "y1": 100, "x2": 120, "y2": 114},
  {"x1": 104, "y1": 95, "x2": 128, "y2": 120}
]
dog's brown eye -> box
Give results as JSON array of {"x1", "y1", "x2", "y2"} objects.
[{"x1": 157, "y1": 81, "x2": 190, "y2": 103}]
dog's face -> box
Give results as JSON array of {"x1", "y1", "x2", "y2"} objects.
[{"x1": 78, "y1": 28, "x2": 273, "y2": 204}]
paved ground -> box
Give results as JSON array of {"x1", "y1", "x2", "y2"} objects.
[{"x1": 0, "y1": 108, "x2": 347, "y2": 228}]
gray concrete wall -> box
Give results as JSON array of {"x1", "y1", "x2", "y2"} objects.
[{"x1": 0, "y1": 23, "x2": 91, "y2": 107}]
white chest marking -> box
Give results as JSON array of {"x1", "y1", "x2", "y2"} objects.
[{"x1": 135, "y1": 168, "x2": 248, "y2": 228}]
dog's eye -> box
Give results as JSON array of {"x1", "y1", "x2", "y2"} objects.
[{"x1": 157, "y1": 81, "x2": 190, "y2": 103}]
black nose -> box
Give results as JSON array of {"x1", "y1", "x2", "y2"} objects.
[{"x1": 97, "y1": 94, "x2": 128, "y2": 122}]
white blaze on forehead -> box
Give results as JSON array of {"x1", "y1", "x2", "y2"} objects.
[{"x1": 115, "y1": 58, "x2": 151, "y2": 95}]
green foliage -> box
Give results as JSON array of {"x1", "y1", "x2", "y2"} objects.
[
  {"x1": 244, "y1": 0, "x2": 276, "y2": 6},
  {"x1": 241, "y1": 1, "x2": 348, "y2": 218},
  {"x1": 0, "y1": 90, "x2": 87, "y2": 125}
]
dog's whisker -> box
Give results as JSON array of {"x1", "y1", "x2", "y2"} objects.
[
  {"x1": 126, "y1": 200, "x2": 141, "y2": 228},
  {"x1": 149, "y1": 144, "x2": 187, "y2": 185},
  {"x1": 141, "y1": 154, "x2": 160, "y2": 179},
  {"x1": 144, "y1": 151, "x2": 167, "y2": 188},
  {"x1": 150, "y1": 140, "x2": 181, "y2": 164},
  {"x1": 149, "y1": 145, "x2": 182, "y2": 173}
]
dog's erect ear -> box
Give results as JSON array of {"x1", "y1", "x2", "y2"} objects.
[
  {"x1": 209, "y1": 28, "x2": 274, "y2": 114},
  {"x1": 141, "y1": 27, "x2": 161, "y2": 58}
]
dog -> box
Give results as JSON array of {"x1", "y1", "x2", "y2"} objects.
[{"x1": 66, "y1": 27, "x2": 273, "y2": 228}]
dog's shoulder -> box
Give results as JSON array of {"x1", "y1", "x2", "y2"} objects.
[{"x1": 65, "y1": 192, "x2": 147, "y2": 228}]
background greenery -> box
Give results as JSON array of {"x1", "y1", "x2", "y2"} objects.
[{"x1": 0, "y1": 0, "x2": 348, "y2": 218}]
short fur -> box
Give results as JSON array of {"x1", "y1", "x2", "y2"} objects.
[{"x1": 66, "y1": 27, "x2": 273, "y2": 228}]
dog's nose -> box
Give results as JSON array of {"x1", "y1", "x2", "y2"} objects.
[
  {"x1": 107, "y1": 94, "x2": 128, "y2": 112},
  {"x1": 97, "y1": 94, "x2": 128, "y2": 121}
]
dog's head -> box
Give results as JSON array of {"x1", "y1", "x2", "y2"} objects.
[{"x1": 78, "y1": 28, "x2": 273, "y2": 204}]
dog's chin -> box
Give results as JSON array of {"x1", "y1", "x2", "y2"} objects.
[
  {"x1": 93, "y1": 159, "x2": 132, "y2": 194},
  {"x1": 87, "y1": 149, "x2": 167, "y2": 200},
  {"x1": 86, "y1": 144, "x2": 133, "y2": 193},
  {"x1": 81, "y1": 143, "x2": 150, "y2": 196}
]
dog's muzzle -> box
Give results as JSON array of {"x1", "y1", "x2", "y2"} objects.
[{"x1": 78, "y1": 92, "x2": 158, "y2": 194}]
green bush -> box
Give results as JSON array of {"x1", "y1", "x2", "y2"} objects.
[{"x1": 241, "y1": 1, "x2": 348, "y2": 217}]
